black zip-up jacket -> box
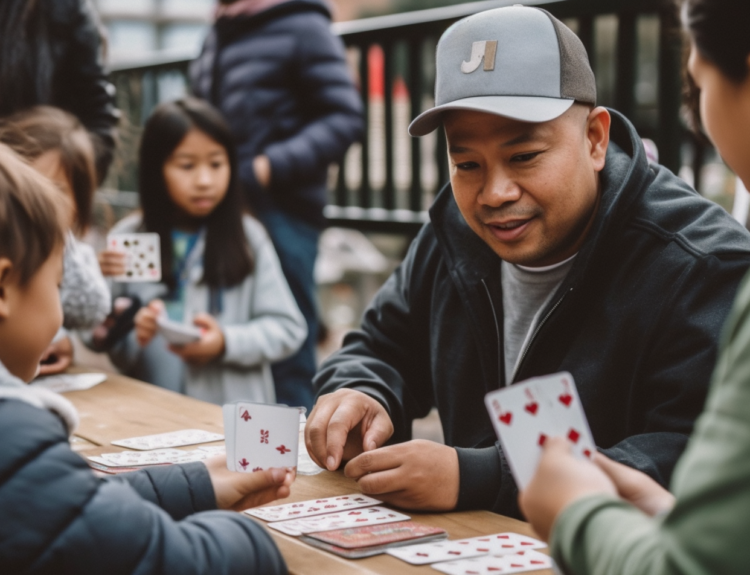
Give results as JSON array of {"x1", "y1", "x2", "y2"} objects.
[{"x1": 314, "y1": 110, "x2": 750, "y2": 518}]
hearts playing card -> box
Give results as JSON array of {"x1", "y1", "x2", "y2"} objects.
[
  {"x1": 223, "y1": 402, "x2": 299, "y2": 473},
  {"x1": 245, "y1": 494, "x2": 382, "y2": 522},
  {"x1": 268, "y1": 506, "x2": 411, "y2": 536},
  {"x1": 108, "y1": 233, "x2": 161, "y2": 282},
  {"x1": 484, "y1": 372, "x2": 596, "y2": 489},
  {"x1": 111, "y1": 429, "x2": 224, "y2": 451},
  {"x1": 432, "y1": 550, "x2": 553, "y2": 575},
  {"x1": 386, "y1": 532, "x2": 546, "y2": 565}
]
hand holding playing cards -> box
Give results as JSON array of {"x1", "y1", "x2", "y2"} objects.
[
  {"x1": 168, "y1": 314, "x2": 225, "y2": 365},
  {"x1": 305, "y1": 389, "x2": 393, "y2": 471},
  {"x1": 97, "y1": 249, "x2": 127, "y2": 277},
  {"x1": 204, "y1": 454, "x2": 295, "y2": 511},
  {"x1": 38, "y1": 336, "x2": 74, "y2": 376},
  {"x1": 594, "y1": 452, "x2": 675, "y2": 516},
  {"x1": 344, "y1": 439, "x2": 459, "y2": 511},
  {"x1": 134, "y1": 300, "x2": 164, "y2": 347},
  {"x1": 519, "y1": 437, "x2": 616, "y2": 541}
]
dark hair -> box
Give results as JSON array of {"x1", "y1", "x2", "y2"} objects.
[
  {"x1": 684, "y1": 0, "x2": 750, "y2": 82},
  {"x1": 0, "y1": 144, "x2": 68, "y2": 285},
  {"x1": 0, "y1": 106, "x2": 97, "y2": 234},
  {"x1": 138, "y1": 97, "x2": 254, "y2": 291}
]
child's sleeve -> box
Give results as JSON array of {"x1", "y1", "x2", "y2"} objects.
[{"x1": 222, "y1": 232, "x2": 307, "y2": 368}]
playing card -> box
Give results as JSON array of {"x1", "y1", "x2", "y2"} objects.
[
  {"x1": 432, "y1": 549, "x2": 553, "y2": 575},
  {"x1": 110, "y1": 429, "x2": 224, "y2": 450},
  {"x1": 245, "y1": 494, "x2": 381, "y2": 522},
  {"x1": 387, "y1": 532, "x2": 546, "y2": 565},
  {"x1": 31, "y1": 372, "x2": 107, "y2": 393},
  {"x1": 88, "y1": 448, "x2": 209, "y2": 468},
  {"x1": 108, "y1": 233, "x2": 161, "y2": 282},
  {"x1": 310, "y1": 521, "x2": 447, "y2": 549},
  {"x1": 268, "y1": 506, "x2": 411, "y2": 536},
  {"x1": 156, "y1": 315, "x2": 202, "y2": 346},
  {"x1": 224, "y1": 402, "x2": 299, "y2": 473},
  {"x1": 484, "y1": 372, "x2": 595, "y2": 489}
]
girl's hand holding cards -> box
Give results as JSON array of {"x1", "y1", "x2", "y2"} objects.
[
  {"x1": 97, "y1": 249, "x2": 127, "y2": 277},
  {"x1": 168, "y1": 313, "x2": 225, "y2": 366},
  {"x1": 134, "y1": 300, "x2": 164, "y2": 347}
]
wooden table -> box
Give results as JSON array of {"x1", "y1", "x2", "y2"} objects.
[{"x1": 64, "y1": 370, "x2": 553, "y2": 575}]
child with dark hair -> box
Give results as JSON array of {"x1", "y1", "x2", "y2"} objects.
[
  {"x1": 0, "y1": 143, "x2": 292, "y2": 574},
  {"x1": 520, "y1": 1, "x2": 750, "y2": 573},
  {"x1": 104, "y1": 98, "x2": 306, "y2": 404},
  {"x1": 0, "y1": 106, "x2": 111, "y2": 374}
]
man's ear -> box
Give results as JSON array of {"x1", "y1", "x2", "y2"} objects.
[
  {"x1": 586, "y1": 106, "x2": 611, "y2": 172},
  {"x1": 0, "y1": 258, "x2": 15, "y2": 320}
]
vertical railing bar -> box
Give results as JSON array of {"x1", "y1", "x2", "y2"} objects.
[
  {"x1": 383, "y1": 40, "x2": 396, "y2": 211},
  {"x1": 658, "y1": 5, "x2": 683, "y2": 174},
  {"x1": 616, "y1": 12, "x2": 637, "y2": 120},
  {"x1": 577, "y1": 15, "x2": 595, "y2": 70},
  {"x1": 359, "y1": 43, "x2": 371, "y2": 209},
  {"x1": 408, "y1": 36, "x2": 424, "y2": 212}
]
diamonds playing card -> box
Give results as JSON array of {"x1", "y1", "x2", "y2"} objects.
[
  {"x1": 386, "y1": 532, "x2": 546, "y2": 565},
  {"x1": 110, "y1": 429, "x2": 224, "y2": 451},
  {"x1": 432, "y1": 549, "x2": 553, "y2": 575},
  {"x1": 108, "y1": 233, "x2": 161, "y2": 282},
  {"x1": 485, "y1": 372, "x2": 596, "y2": 489},
  {"x1": 268, "y1": 506, "x2": 411, "y2": 536},
  {"x1": 245, "y1": 494, "x2": 382, "y2": 522},
  {"x1": 223, "y1": 402, "x2": 299, "y2": 473}
]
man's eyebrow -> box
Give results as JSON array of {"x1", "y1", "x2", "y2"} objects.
[{"x1": 501, "y1": 130, "x2": 541, "y2": 148}]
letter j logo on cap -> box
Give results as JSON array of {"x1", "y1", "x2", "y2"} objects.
[{"x1": 461, "y1": 40, "x2": 498, "y2": 74}]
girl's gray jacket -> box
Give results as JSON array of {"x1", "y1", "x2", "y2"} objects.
[{"x1": 107, "y1": 213, "x2": 306, "y2": 404}]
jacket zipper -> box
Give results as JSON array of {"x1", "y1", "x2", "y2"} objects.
[
  {"x1": 481, "y1": 279, "x2": 503, "y2": 388},
  {"x1": 513, "y1": 288, "x2": 573, "y2": 382}
]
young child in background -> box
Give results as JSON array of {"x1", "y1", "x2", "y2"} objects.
[
  {"x1": 103, "y1": 98, "x2": 306, "y2": 404},
  {"x1": 0, "y1": 106, "x2": 111, "y2": 375},
  {"x1": 0, "y1": 143, "x2": 292, "y2": 574}
]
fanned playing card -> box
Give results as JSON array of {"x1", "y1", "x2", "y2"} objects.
[
  {"x1": 386, "y1": 532, "x2": 546, "y2": 565},
  {"x1": 432, "y1": 549, "x2": 553, "y2": 575},
  {"x1": 268, "y1": 506, "x2": 411, "y2": 536},
  {"x1": 223, "y1": 402, "x2": 299, "y2": 473},
  {"x1": 245, "y1": 494, "x2": 381, "y2": 522},
  {"x1": 111, "y1": 429, "x2": 223, "y2": 450},
  {"x1": 485, "y1": 372, "x2": 596, "y2": 489},
  {"x1": 108, "y1": 233, "x2": 161, "y2": 282}
]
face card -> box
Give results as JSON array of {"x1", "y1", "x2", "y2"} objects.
[
  {"x1": 108, "y1": 233, "x2": 161, "y2": 282},
  {"x1": 432, "y1": 550, "x2": 553, "y2": 575},
  {"x1": 227, "y1": 402, "x2": 299, "y2": 473},
  {"x1": 267, "y1": 506, "x2": 411, "y2": 536},
  {"x1": 309, "y1": 521, "x2": 446, "y2": 549},
  {"x1": 386, "y1": 532, "x2": 546, "y2": 565},
  {"x1": 484, "y1": 372, "x2": 595, "y2": 489},
  {"x1": 110, "y1": 429, "x2": 224, "y2": 451},
  {"x1": 245, "y1": 494, "x2": 381, "y2": 522}
]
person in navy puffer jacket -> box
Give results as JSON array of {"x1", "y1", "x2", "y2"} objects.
[{"x1": 190, "y1": 0, "x2": 364, "y2": 412}]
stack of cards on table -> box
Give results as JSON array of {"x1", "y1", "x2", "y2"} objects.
[
  {"x1": 107, "y1": 233, "x2": 161, "y2": 282},
  {"x1": 223, "y1": 402, "x2": 300, "y2": 472},
  {"x1": 111, "y1": 429, "x2": 223, "y2": 450},
  {"x1": 485, "y1": 371, "x2": 595, "y2": 489},
  {"x1": 32, "y1": 372, "x2": 107, "y2": 393}
]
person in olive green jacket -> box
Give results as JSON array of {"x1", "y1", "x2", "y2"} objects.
[{"x1": 519, "y1": 0, "x2": 750, "y2": 573}]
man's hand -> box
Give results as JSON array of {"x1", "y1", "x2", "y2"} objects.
[
  {"x1": 344, "y1": 440, "x2": 459, "y2": 511},
  {"x1": 38, "y1": 336, "x2": 74, "y2": 375},
  {"x1": 134, "y1": 300, "x2": 164, "y2": 347},
  {"x1": 594, "y1": 453, "x2": 675, "y2": 516},
  {"x1": 204, "y1": 455, "x2": 294, "y2": 511},
  {"x1": 169, "y1": 314, "x2": 225, "y2": 366},
  {"x1": 98, "y1": 249, "x2": 127, "y2": 276},
  {"x1": 305, "y1": 389, "x2": 394, "y2": 471},
  {"x1": 519, "y1": 437, "x2": 617, "y2": 541}
]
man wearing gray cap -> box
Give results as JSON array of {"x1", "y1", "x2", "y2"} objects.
[{"x1": 305, "y1": 5, "x2": 750, "y2": 518}]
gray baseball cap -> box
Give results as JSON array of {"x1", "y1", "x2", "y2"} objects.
[{"x1": 409, "y1": 5, "x2": 596, "y2": 136}]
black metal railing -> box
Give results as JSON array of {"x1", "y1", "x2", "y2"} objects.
[{"x1": 108, "y1": 0, "x2": 691, "y2": 235}]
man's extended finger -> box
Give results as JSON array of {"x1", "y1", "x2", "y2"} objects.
[
  {"x1": 355, "y1": 467, "x2": 406, "y2": 496},
  {"x1": 305, "y1": 398, "x2": 341, "y2": 468},
  {"x1": 344, "y1": 445, "x2": 403, "y2": 480},
  {"x1": 362, "y1": 412, "x2": 394, "y2": 452},
  {"x1": 325, "y1": 402, "x2": 366, "y2": 470}
]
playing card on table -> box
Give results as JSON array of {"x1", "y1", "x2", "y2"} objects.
[
  {"x1": 309, "y1": 521, "x2": 446, "y2": 549},
  {"x1": 245, "y1": 494, "x2": 381, "y2": 522},
  {"x1": 88, "y1": 448, "x2": 208, "y2": 468},
  {"x1": 484, "y1": 372, "x2": 595, "y2": 489},
  {"x1": 387, "y1": 532, "x2": 546, "y2": 565},
  {"x1": 268, "y1": 506, "x2": 411, "y2": 536},
  {"x1": 432, "y1": 549, "x2": 553, "y2": 575},
  {"x1": 32, "y1": 372, "x2": 107, "y2": 393},
  {"x1": 108, "y1": 233, "x2": 161, "y2": 282},
  {"x1": 223, "y1": 402, "x2": 299, "y2": 472},
  {"x1": 111, "y1": 429, "x2": 224, "y2": 450}
]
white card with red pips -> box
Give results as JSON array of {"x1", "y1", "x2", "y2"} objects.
[
  {"x1": 107, "y1": 233, "x2": 161, "y2": 282},
  {"x1": 484, "y1": 372, "x2": 596, "y2": 490},
  {"x1": 267, "y1": 506, "x2": 411, "y2": 536},
  {"x1": 245, "y1": 494, "x2": 382, "y2": 522},
  {"x1": 432, "y1": 549, "x2": 553, "y2": 575},
  {"x1": 222, "y1": 402, "x2": 299, "y2": 473},
  {"x1": 387, "y1": 532, "x2": 546, "y2": 565}
]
